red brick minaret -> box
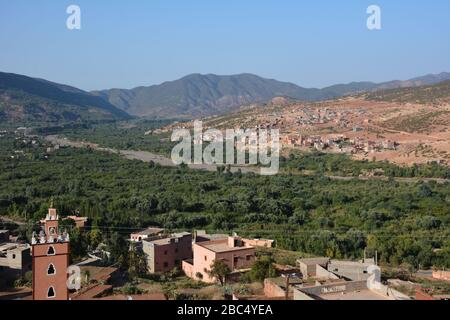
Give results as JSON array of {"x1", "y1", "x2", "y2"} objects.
[{"x1": 32, "y1": 204, "x2": 70, "y2": 300}]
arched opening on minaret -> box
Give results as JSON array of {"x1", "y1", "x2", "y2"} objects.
[
  {"x1": 47, "y1": 264, "x2": 56, "y2": 275},
  {"x1": 47, "y1": 246, "x2": 55, "y2": 256},
  {"x1": 47, "y1": 287, "x2": 55, "y2": 298}
]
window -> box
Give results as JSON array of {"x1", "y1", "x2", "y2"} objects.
[
  {"x1": 175, "y1": 248, "x2": 179, "y2": 253},
  {"x1": 47, "y1": 246, "x2": 55, "y2": 256},
  {"x1": 12, "y1": 254, "x2": 16, "y2": 259},
  {"x1": 163, "y1": 262, "x2": 169, "y2": 268},
  {"x1": 47, "y1": 264, "x2": 56, "y2": 275},
  {"x1": 47, "y1": 287, "x2": 55, "y2": 298},
  {"x1": 204, "y1": 256, "x2": 207, "y2": 261},
  {"x1": 164, "y1": 250, "x2": 168, "y2": 255},
  {"x1": 175, "y1": 259, "x2": 180, "y2": 266},
  {"x1": 196, "y1": 272, "x2": 203, "y2": 280},
  {"x1": 246, "y1": 255, "x2": 252, "y2": 261},
  {"x1": 234, "y1": 257, "x2": 239, "y2": 264}
]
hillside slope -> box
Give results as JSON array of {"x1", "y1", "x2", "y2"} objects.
[
  {"x1": 94, "y1": 72, "x2": 450, "y2": 119},
  {"x1": 0, "y1": 72, "x2": 131, "y2": 125},
  {"x1": 93, "y1": 73, "x2": 326, "y2": 119},
  {"x1": 364, "y1": 79, "x2": 450, "y2": 104}
]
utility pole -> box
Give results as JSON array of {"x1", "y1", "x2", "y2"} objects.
[
  {"x1": 283, "y1": 273, "x2": 300, "y2": 300},
  {"x1": 285, "y1": 274, "x2": 290, "y2": 300}
]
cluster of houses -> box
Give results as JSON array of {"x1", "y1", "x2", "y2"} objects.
[
  {"x1": 1, "y1": 127, "x2": 43, "y2": 159},
  {"x1": 130, "y1": 227, "x2": 274, "y2": 283},
  {"x1": 0, "y1": 210, "x2": 87, "y2": 296},
  {"x1": 1, "y1": 208, "x2": 448, "y2": 301},
  {"x1": 293, "y1": 108, "x2": 345, "y2": 127},
  {"x1": 281, "y1": 133, "x2": 398, "y2": 154},
  {"x1": 190, "y1": 128, "x2": 279, "y2": 153},
  {"x1": 262, "y1": 257, "x2": 412, "y2": 301}
]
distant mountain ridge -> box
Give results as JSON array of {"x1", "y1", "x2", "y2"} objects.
[
  {"x1": 1, "y1": 71, "x2": 449, "y2": 125},
  {"x1": 93, "y1": 72, "x2": 450, "y2": 119},
  {"x1": 0, "y1": 72, "x2": 131, "y2": 124},
  {"x1": 364, "y1": 79, "x2": 450, "y2": 104}
]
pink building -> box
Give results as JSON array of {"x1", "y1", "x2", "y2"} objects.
[
  {"x1": 40, "y1": 215, "x2": 88, "y2": 229},
  {"x1": 65, "y1": 216, "x2": 88, "y2": 229},
  {"x1": 142, "y1": 232, "x2": 192, "y2": 273},
  {"x1": 182, "y1": 236, "x2": 256, "y2": 283}
]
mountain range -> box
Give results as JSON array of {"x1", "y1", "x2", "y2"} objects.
[
  {"x1": 0, "y1": 72, "x2": 131, "y2": 125},
  {"x1": 1, "y1": 71, "x2": 449, "y2": 124},
  {"x1": 364, "y1": 79, "x2": 450, "y2": 104},
  {"x1": 92, "y1": 72, "x2": 450, "y2": 119}
]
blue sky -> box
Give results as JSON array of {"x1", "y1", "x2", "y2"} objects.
[{"x1": 0, "y1": 0, "x2": 449, "y2": 91}]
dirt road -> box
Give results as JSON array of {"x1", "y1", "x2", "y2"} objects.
[
  {"x1": 44, "y1": 135, "x2": 449, "y2": 183},
  {"x1": 44, "y1": 135, "x2": 260, "y2": 174}
]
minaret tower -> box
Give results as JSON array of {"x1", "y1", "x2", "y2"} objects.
[{"x1": 32, "y1": 201, "x2": 70, "y2": 300}]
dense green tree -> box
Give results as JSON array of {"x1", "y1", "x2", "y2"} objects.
[{"x1": 208, "y1": 260, "x2": 231, "y2": 286}]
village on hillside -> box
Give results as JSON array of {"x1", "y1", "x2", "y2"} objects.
[{"x1": 156, "y1": 97, "x2": 450, "y2": 167}]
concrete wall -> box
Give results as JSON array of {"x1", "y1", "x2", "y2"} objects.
[
  {"x1": 293, "y1": 289, "x2": 315, "y2": 301},
  {"x1": 299, "y1": 262, "x2": 316, "y2": 279},
  {"x1": 297, "y1": 258, "x2": 330, "y2": 279},
  {"x1": 182, "y1": 260, "x2": 194, "y2": 279},
  {"x1": 242, "y1": 239, "x2": 274, "y2": 248},
  {"x1": 315, "y1": 265, "x2": 340, "y2": 280},
  {"x1": 327, "y1": 260, "x2": 371, "y2": 281},
  {"x1": 372, "y1": 284, "x2": 411, "y2": 300},
  {"x1": 296, "y1": 280, "x2": 367, "y2": 298},
  {"x1": 264, "y1": 279, "x2": 286, "y2": 298}
]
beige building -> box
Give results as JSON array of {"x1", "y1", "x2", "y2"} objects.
[
  {"x1": 0, "y1": 243, "x2": 32, "y2": 277},
  {"x1": 130, "y1": 227, "x2": 165, "y2": 242}
]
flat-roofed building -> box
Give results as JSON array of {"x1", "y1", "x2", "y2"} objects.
[
  {"x1": 142, "y1": 232, "x2": 192, "y2": 273},
  {"x1": 193, "y1": 230, "x2": 229, "y2": 243},
  {"x1": 327, "y1": 259, "x2": 374, "y2": 281},
  {"x1": 130, "y1": 227, "x2": 165, "y2": 242},
  {"x1": 293, "y1": 279, "x2": 410, "y2": 301},
  {"x1": 297, "y1": 257, "x2": 330, "y2": 279},
  {"x1": 0, "y1": 243, "x2": 32, "y2": 277},
  {"x1": 40, "y1": 215, "x2": 88, "y2": 229},
  {"x1": 65, "y1": 216, "x2": 88, "y2": 229},
  {"x1": 183, "y1": 236, "x2": 256, "y2": 283}
]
